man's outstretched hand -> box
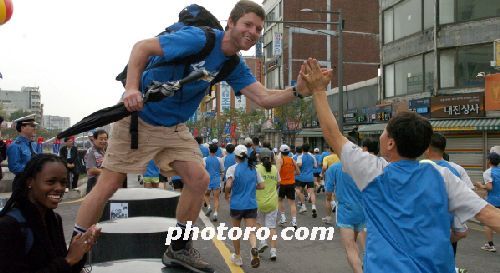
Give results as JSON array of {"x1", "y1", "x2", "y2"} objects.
[{"x1": 299, "y1": 58, "x2": 333, "y2": 93}]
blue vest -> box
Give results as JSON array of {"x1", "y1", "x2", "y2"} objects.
[
  {"x1": 487, "y1": 166, "x2": 500, "y2": 206},
  {"x1": 224, "y1": 153, "x2": 236, "y2": 178},
  {"x1": 230, "y1": 162, "x2": 258, "y2": 210},
  {"x1": 205, "y1": 155, "x2": 221, "y2": 188},
  {"x1": 297, "y1": 153, "x2": 315, "y2": 182},
  {"x1": 362, "y1": 160, "x2": 454, "y2": 273},
  {"x1": 199, "y1": 145, "x2": 209, "y2": 158}
]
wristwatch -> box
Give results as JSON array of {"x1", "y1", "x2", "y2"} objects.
[{"x1": 292, "y1": 86, "x2": 304, "y2": 99}]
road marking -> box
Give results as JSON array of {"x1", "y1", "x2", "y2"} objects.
[
  {"x1": 199, "y1": 212, "x2": 244, "y2": 273},
  {"x1": 61, "y1": 197, "x2": 85, "y2": 204}
]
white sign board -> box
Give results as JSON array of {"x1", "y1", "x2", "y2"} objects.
[{"x1": 273, "y1": 32, "x2": 282, "y2": 56}]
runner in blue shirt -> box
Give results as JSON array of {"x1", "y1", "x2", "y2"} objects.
[
  {"x1": 476, "y1": 152, "x2": 500, "y2": 252},
  {"x1": 313, "y1": 148, "x2": 324, "y2": 193},
  {"x1": 203, "y1": 144, "x2": 224, "y2": 222},
  {"x1": 225, "y1": 145, "x2": 264, "y2": 268},
  {"x1": 303, "y1": 58, "x2": 500, "y2": 273},
  {"x1": 211, "y1": 139, "x2": 223, "y2": 157},
  {"x1": 222, "y1": 144, "x2": 236, "y2": 188},
  {"x1": 295, "y1": 143, "x2": 318, "y2": 218},
  {"x1": 196, "y1": 136, "x2": 209, "y2": 158}
]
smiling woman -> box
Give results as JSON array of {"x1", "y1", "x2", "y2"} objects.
[{"x1": 0, "y1": 153, "x2": 101, "y2": 273}]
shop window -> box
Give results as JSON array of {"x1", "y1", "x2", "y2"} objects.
[
  {"x1": 424, "y1": 52, "x2": 435, "y2": 93},
  {"x1": 384, "y1": 64, "x2": 395, "y2": 98},
  {"x1": 423, "y1": 0, "x2": 434, "y2": 29},
  {"x1": 395, "y1": 56, "x2": 423, "y2": 96},
  {"x1": 383, "y1": 9, "x2": 394, "y2": 44},
  {"x1": 439, "y1": 0, "x2": 454, "y2": 24},
  {"x1": 457, "y1": 0, "x2": 500, "y2": 22},
  {"x1": 394, "y1": 0, "x2": 422, "y2": 40}
]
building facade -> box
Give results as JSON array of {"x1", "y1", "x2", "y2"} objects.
[
  {"x1": 0, "y1": 86, "x2": 42, "y2": 121},
  {"x1": 376, "y1": 0, "x2": 500, "y2": 180},
  {"x1": 42, "y1": 115, "x2": 71, "y2": 130},
  {"x1": 261, "y1": 0, "x2": 380, "y2": 148}
]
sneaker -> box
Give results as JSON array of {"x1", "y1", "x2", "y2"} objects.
[
  {"x1": 312, "y1": 208, "x2": 317, "y2": 218},
  {"x1": 204, "y1": 207, "x2": 212, "y2": 217},
  {"x1": 258, "y1": 241, "x2": 268, "y2": 253},
  {"x1": 322, "y1": 216, "x2": 333, "y2": 224},
  {"x1": 250, "y1": 247, "x2": 260, "y2": 268},
  {"x1": 316, "y1": 186, "x2": 322, "y2": 194},
  {"x1": 481, "y1": 243, "x2": 497, "y2": 252},
  {"x1": 230, "y1": 253, "x2": 243, "y2": 266},
  {"x1": 279, "y1": 219, "x2": 287, "y2": 227},
  {"x1": 299, "y1": 206, "x2": 307, "y2": 214},
  {"x1": 291, "y1": 220, "x2": 298, "y2": 230},
  {"x1": 270, "y1": 248, "x2": 277, "y2": 261},
  {"x1": 162, "y1": 245, "x2": 215, "y2": 273},
  {"x1": 211, "y1": 214, "x2": 217, "y2": 222}
]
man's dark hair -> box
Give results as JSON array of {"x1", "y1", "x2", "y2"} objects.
[
  {"x1": 262, "y1": 141, "x2": 271, "y2": 149},
  {"x1": 63, "y1": 137, "x2": 73, "y2": 142},
  {"x1": 362, "y1": 138, "x2": 379, "y2": 155},
  {"x1": 226, "y1": 143, "x2": 235, "y2": 153},
  {"x1": 93, "y1": 129, "x2": 108, "y2": 139},
  {"x1": 488, "y1": 152, "x2": 500, "y2": 166},
  {"x1": 195, "y1": 136, "x2": 203, "y2": 145},
  {"x1": 295, "y1": 146, "x2": 303, "y2": 153},
  {"x1": 252, "y1": 137, "x2": 260, "y2": 146},
  {"x1": 386, "y1": 111, "x2": 433, "y2": 159},
  {"x1": 302, "y1": 143, "x2": 310, "y2": 152},
  {"x1": 429, "y1": 133, "x2": 446, "y2": 154},
  {"x1": 229, "y1": 0, "x2": 265, "y2": 24},
  {"x1": 209, "y1": 144, "x2": 218, "y2": 154}
]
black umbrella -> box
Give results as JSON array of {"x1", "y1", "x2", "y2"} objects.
[{"x1": 57, "y1": 70, "x2": 208, "y2": 139}]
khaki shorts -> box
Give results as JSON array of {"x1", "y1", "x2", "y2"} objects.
[{"x1": 102, "y1": 116, "x2": 203, "y2": 176}]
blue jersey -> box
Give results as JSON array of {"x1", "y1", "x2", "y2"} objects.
[
  {"x1": 296, "y1": 153, "x2": 315, "y2": 183},
  {"x1": 223, "y1": 153, "x2": 236, "y2": 178},
  {"x1": 228, "y1": 162, "x2": 259, "y2": 210},
  {"x1": 484, "y1": 166, "x2": 500, "y2": 206},
  {"x1": 7, "y1": 136, "x2": 36, "y2": 175},
  {"x1": 144, "y1": 160, "x2": 160, "y2": 178},
  {"x1": 215, "y1": 147, "x2": 223, "y2": 157},
  {"x1": 341, "y1": 142, "x2": 487, "y2": 273},
  {"x1": 138, "y1": 27, "x2": 256, "y2": 127},
  {"x1": 327, "y1": 162, "x2": 365, "y2": 225},
  {"x1": 313, "y1": 154, "x2": 323, "y2": 174},
  {"x1": 199, "y1": 145, "x2": 209, "y2": 158},
  {"x1": 204, "y1": 155, "x2": 222, "y2": 189},
  {"x1": 434, "y1": 160, "x2": 460, "y2": 177}
]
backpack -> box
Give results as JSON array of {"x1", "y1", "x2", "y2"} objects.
[
  {"x1": 6, "y1": 208, "x2": 34, "y2": 254},
  {"x1": 115, "y1": 4, "x2": 240, "y2": 149}
]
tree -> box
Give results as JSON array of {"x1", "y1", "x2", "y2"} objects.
[
  {"x1": 9, "y1": 109, "x2": 33, "y2": 121},
  {"x1": 274, "y1": 99, "x2": 314, "y2": 145}
]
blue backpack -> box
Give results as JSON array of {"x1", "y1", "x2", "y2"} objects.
[{"x1": 6, "y1": 208, "x2": 34, "y2": 254}]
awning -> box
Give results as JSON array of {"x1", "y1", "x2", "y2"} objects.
[
  {"x1": 297, "y1": 129, "x2": 323, "y2": 137},
  {"x1": 430, "y1": 118, "x2": 500, "y2": 131},
  {"x1": 358, "y1": 123, "x2": 387, "y2": 133}
]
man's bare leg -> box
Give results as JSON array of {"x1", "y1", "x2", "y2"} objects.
[
  {"x1": 75, "y1": 169, "x2": 126, "y2": 229},
  {"x1": 340, "y1": 228, "x2": 363, "y2": 273},
  {"x1": 172, "y1": 161, "x2": 209, "y2": 225}
]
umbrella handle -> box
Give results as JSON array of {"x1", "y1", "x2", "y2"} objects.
[{"x1": 178, "y1": 70, "x2": 209, "y2": 86}]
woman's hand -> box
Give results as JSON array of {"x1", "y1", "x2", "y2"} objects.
[{"x1": 65, "y1": 225, "x2": 101, "y2": 266}]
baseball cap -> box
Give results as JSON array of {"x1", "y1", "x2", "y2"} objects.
[
  {"x1": 314, "y1": 148, "x2": 320, "y2": 153},
  {"x1": 279, "y1": 144, "x2": 290, "y2": 153},
  {"x1": 212, "y1": 138, "x2": 219, "y2": 144},
  {"x1": 244, "y1": 137, "x2": 252, "y2": 145},
  {"x1": 260, "y1": 148, "x2": 273, "y2": 158},
  {"x1": 234, "y1": 144, "x2": 247, "y2": 157},
  {"x1": 273, "y1": 147, "x2": 278, "y2": 153}
]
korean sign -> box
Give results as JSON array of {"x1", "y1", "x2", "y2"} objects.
[{"x1": 430, "y1": 93, "x2": 484, "y2": 118}]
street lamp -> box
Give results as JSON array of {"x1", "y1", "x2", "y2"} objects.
[
  {"x1": 264, "y1": 10, "x2": 344, "y2": 131},
  {"x1": 300, "y1": 8, "x2": 344, "y2": 132}
]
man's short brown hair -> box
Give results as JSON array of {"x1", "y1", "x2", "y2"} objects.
[{"x1": 230, "y1": 0, "x2": 265, "y2": 23}]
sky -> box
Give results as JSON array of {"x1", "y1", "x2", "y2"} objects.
[{"x1": 0, "y1": 0, "x2": 257, "y2": 125}]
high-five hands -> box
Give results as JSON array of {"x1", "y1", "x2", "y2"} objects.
[{"x1": 299, "y1": 58, "x2": 333, "y2": 93}]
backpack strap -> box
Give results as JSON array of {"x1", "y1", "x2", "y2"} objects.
[
  {"x1": 7, "y1": 208, "x2": 34, "y2": 254},
  {"x1": 210, "y1": 54, "x2": 241, "y2": 86}
]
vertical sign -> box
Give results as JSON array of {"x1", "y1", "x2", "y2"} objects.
[
  {"x1": 273, "y1": 32, "x2": 282, "y2": 56},
  {"x1": 235, "y1": 95, "x2": 246, "y2": 111},
  {"x1": 220, "y1": 81, "x2": 231, "y2": 112},
  {"x1": 495, "y1": 39, "x2": 500, "y2": 68}
]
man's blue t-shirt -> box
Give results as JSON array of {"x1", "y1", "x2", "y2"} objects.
[
  {"x1": 199, "y1": 144, "x2": 209, "y2": 158},
  {"x1": 228, "y1": 162, "x2": 259, "y2": 210},
  {"x1": 313, "y1": 153, "x2": 323, "y2": 174},
  {"x1": 138, "y1": 27, "x2": 256, "y2": 127},
  {"x1": 297, "y1": 153, "x2": 315, "y2": 183}
]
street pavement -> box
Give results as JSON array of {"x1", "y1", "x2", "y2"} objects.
[{"x1": 56, "y1": 188, "x2": 499, "y2": 273}]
